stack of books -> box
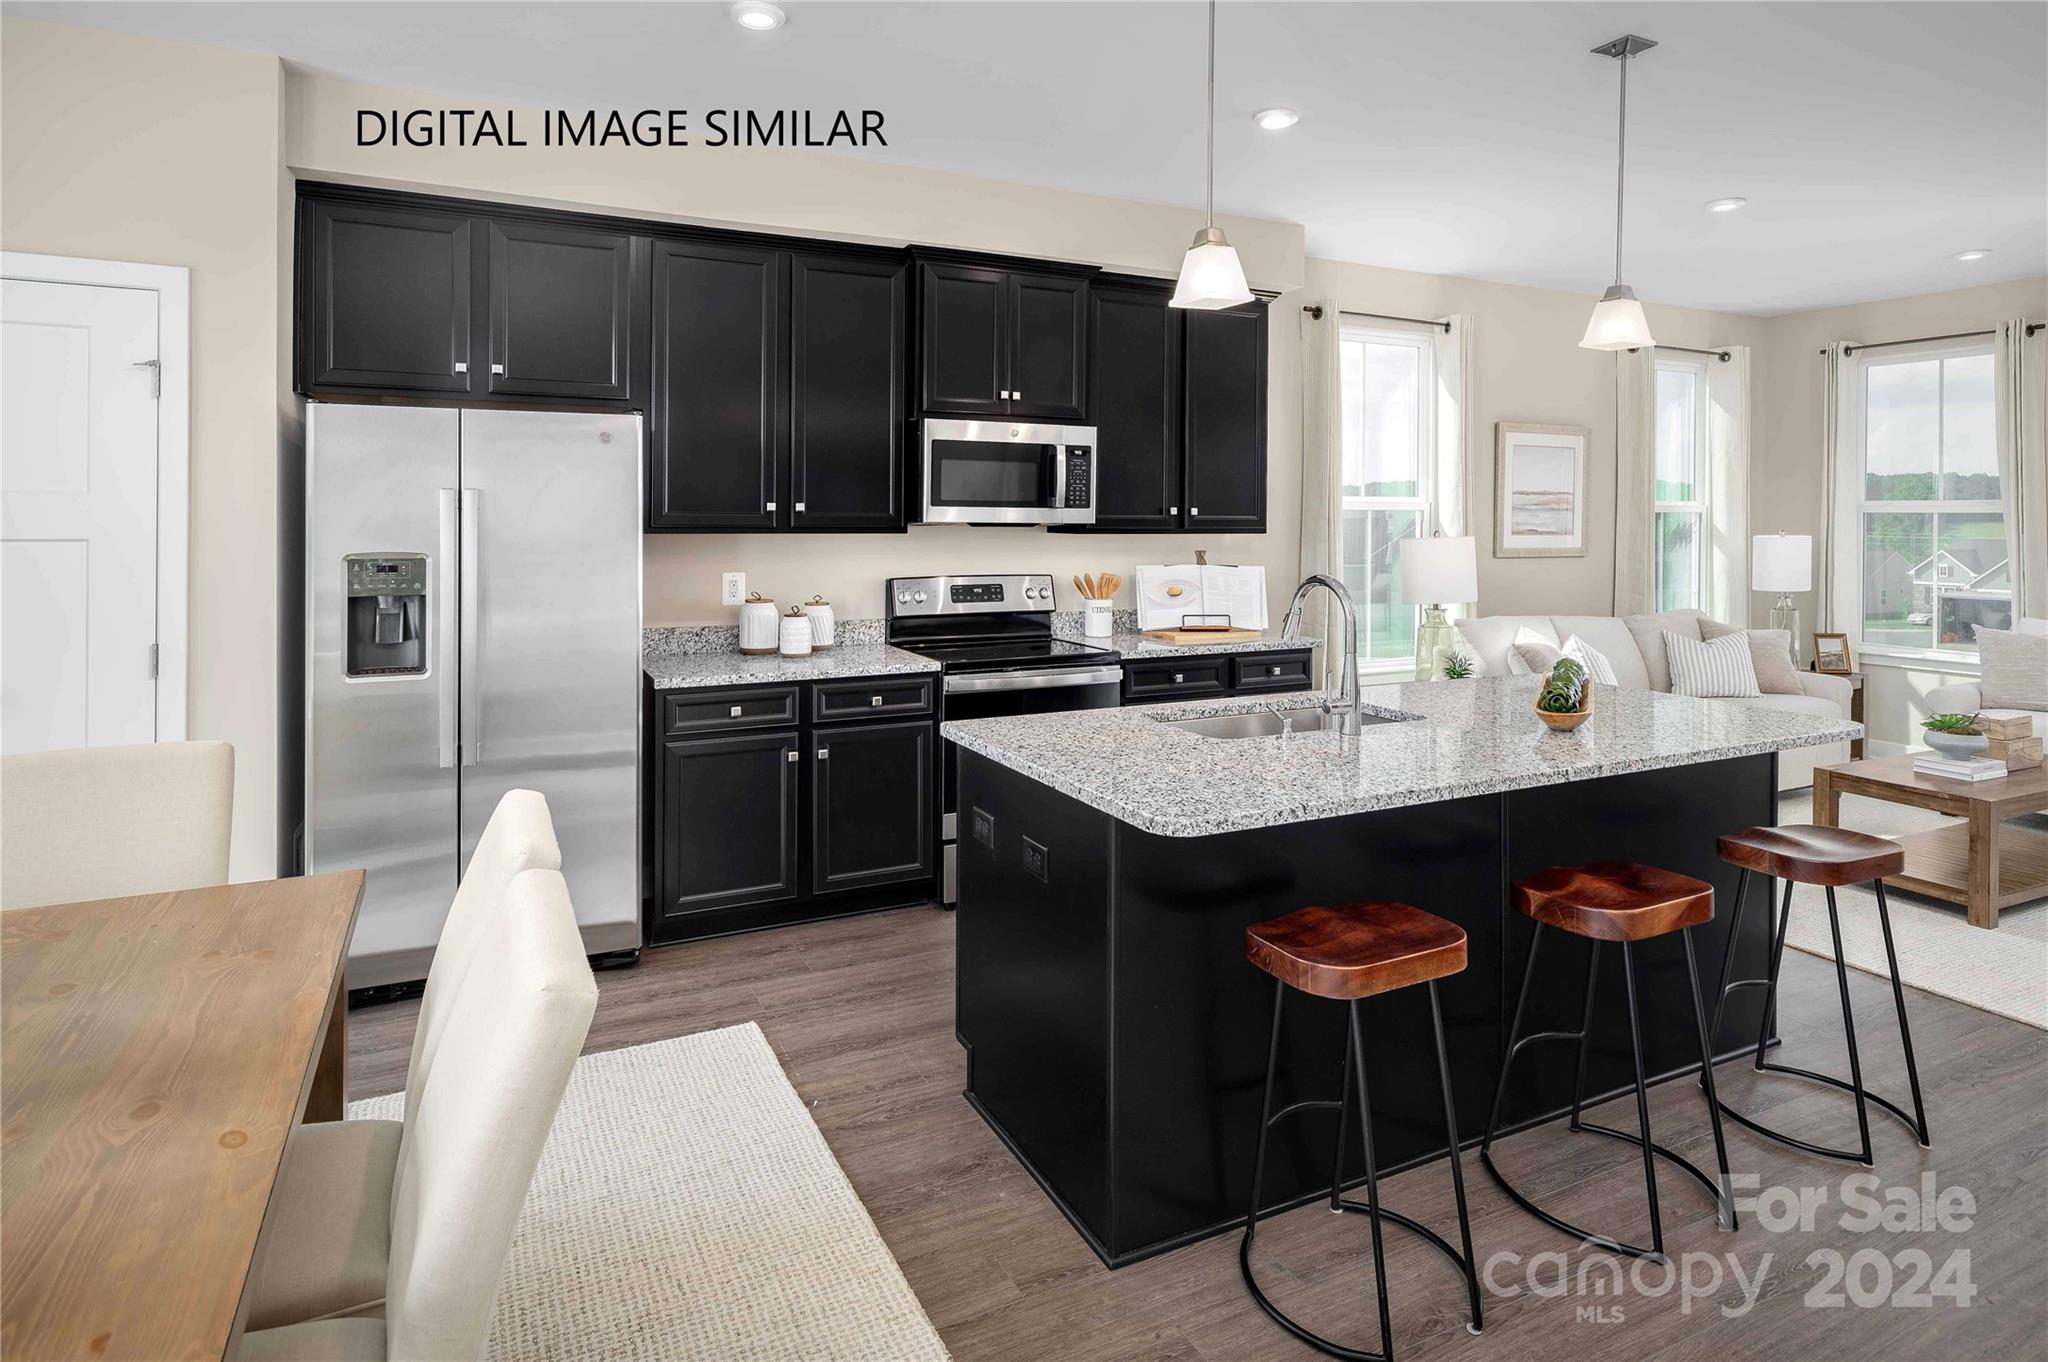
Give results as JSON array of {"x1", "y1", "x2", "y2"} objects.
[{"x1": 1913, "y1": 753, "x2": 2008, "y2": 782}]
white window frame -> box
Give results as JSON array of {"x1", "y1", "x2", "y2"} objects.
[
  {"x1": 1338, "y1": 319, "x2": 1438, "y2": 671},
  {"x1": 1834, "y1": 336, "x2": 2004, "y2": 667},
  {"x1": 1652, "y1": 352, "x2": 1711, "y2": 614}
]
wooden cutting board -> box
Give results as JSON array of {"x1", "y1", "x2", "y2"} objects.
[{"x1": 1139, "y1": 627, "x2": 1268, "y2": 645}]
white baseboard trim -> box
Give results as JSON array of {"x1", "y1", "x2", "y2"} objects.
[{"x1": 1866, "y1": 739, "x2": 1911, "y2": 757}]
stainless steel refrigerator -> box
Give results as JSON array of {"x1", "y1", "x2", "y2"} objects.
[{"x1": 305, "y1": 402, "x2": 642, "y2": 988}]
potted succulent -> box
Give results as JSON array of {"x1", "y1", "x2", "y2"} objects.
[
  {"x1": 1441, "y1": 650, "x2": 1476, "y2": 680},
  {"x1": 1920, "y1": 712, "x2": 1989, "y2": 759},
  {"x1": 1534, "y1": 657, "x2": 1592, "y2": 732}
]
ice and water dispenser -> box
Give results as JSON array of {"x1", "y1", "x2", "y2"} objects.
[{"x1": 343, "y1": 553, "x2": 428, "y2": 677}]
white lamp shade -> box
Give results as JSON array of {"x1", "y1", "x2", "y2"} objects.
[
  {"x1": 1397, "y1": 535, "x2": 1478, "y2": 605},
  {"x1": 1169, "y1": 239, "x2": 1254, "y2": 310},
  {"x1": 1751, "y1": 534, "x2": 1813, "y2": 593},
  {"x1": 1579, "y1": 287, "x2": 1655, "y2": 351}
]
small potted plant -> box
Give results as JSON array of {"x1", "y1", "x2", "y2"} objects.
[
  {"x1": 1441, "y1": 650, "x2": 1475, "y2": 680},
  {"x1": 1534, "y1": 657, "x2": 1592, "y2": 732},
  {"x1": 1920, "y1": 712, "x2": 1989, "y2": 759}
]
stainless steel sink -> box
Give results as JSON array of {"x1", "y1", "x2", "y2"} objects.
[{"x1": 1157, "y1": 706, "x2": 1401, "y2": 739}]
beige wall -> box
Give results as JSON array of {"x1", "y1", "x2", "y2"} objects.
[
  {"x1": 1750, "y1": 275, "x2": 2048, "y2": 747},
  {"x1": 1301, "y1": 258, "x2": 1768, "y2": 618},
  {"x1": 2, "y1": 18, "x2": 285, "y2": 880}
]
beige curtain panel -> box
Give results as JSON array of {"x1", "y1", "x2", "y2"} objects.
[
  {"x1": 1706, "y1": 345, "x2": 1752, "y2": 623},
  {"x1": 1612, "y1": 346, "x2": 1657, "y2": 617},
  {"x1": 1994, "y1": 318, "x2": 2047, "y2": 619}
]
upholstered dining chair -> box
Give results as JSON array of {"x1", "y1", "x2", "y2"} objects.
[
  {"x1": 0, "y1": 740, "x2": 233, "y2": 909},
  {"x1": 238, "y1": 866, "x2": 597, "y2": 1362}
]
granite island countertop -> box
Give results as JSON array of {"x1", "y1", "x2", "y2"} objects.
[
  {"x1": 643, "y1": 626, "x2": 937, "y2": 690},
  {"x1": 1100, "y1": 628, "x2": 1316, "y2": 659},
  {"x1": 942, "y1": 675, "x2": 1861, "y2": 837}
]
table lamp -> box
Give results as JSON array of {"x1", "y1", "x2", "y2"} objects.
[
  {"x1": 1398, "y1": 534, "x2": 1478, "y2": 680},
  {"x1": 1752, "y1": 533, "x2": 1812, "y2": 662}
]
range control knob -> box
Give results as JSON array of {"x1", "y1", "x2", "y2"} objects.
[
  {"x1": 895, "y1": 591, "x2": 910, "y2": 605},
  {"x1": 913, "y1": 590, "x2": 928, "y2": 604}
]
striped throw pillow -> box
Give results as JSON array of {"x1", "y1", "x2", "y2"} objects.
[
  {"x1": 1664, "y1": 629, "x2": 1761, "y2": 699},
  {"x1": 1562, "y1": 635, "x2": 1620, "y2": 687}
]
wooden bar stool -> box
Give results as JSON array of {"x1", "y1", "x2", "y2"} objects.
[
  {"x1": 1478, "y1": 861, "x2": 1738, "y2": 1262},
  {"x1": 1240, "y1": 902, "x2": 1484, "y2": 1361},
  {"x1": 1704, "y1": 824, "x2": 1930, "y2": 1163}
]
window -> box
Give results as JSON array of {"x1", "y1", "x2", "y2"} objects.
[
  {"x1": 1653, "y1": 356, "x2": 1709, "y2": 612},
  {"x1": 1850, "y1": 342, "x2": 2008, "y2": 655},
  {"x1": 1338, "y1": 322, "x2": 1435, "y2": 662}
]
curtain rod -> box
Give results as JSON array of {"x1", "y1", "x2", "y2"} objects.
[
  {"x1": 1628, "y1": 343, "x2": 1731, "y2": 362},
  {"x1": 1300, "y1": 305, "x2": 1451, "y2": 333},
  {"x1": 1821, "y1": 324, "x2": 2043, "y2": 355}
]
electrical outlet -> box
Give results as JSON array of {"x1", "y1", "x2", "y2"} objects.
[
  {"x1": 721, "y1": 572, "x2": 746, "y2": 606},
  {"x1": 1021, "y1": 837, "x2": 1048, "y2": 883},
  {"x1": 971, "y1": 807, "x2": 996, "y2": 850}
]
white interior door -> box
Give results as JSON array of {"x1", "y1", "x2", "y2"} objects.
[{"x1": 1, "y1": 278, "x2": 160, "y2": 754}]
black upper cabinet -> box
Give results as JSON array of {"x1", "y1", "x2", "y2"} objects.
[
  {"x1": 789, "y1": 252, "x2": 908, "y2": 531},
  {"x1": 1183, "y1": 302, "x2": 1268, "y2": 532},
  {"x1": 918, "y1": 259, "x2": 1088, "y2": 420},
  {"x1": 918, "y1": 262, "x2": 1009, "y2": 416},
  {"x1": 1087, "y1": 283, "x2": 1182, "y2": 530},
  {"x1": 487, "y1": 219, "x2": 639, "y2": 402},
  {"x1": 303, "y1": 199, "x2": 475, "y2": 394},
  {"x1": 649, "y1": 238, "x2": 787, "y2": 530},
  {"x1": 1007, "y1": 273, "x2": 1088, "y2": 420}
]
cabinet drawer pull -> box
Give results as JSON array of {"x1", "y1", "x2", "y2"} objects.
[
  {"x1": 1173, "y1": 672, "x2": 1184, "y2": 684},
  {"x1": 490, "y1": 363, "x2": 506, "y2": 375},
  {"x1": 1270, "y1": 665, "x2": 1282, "y2": 676},
  {"x1": 786, "y1": 749, "x2": 798, "y2": 763},
  {"x1": 453, "y1": 361, "x2": 468, "y2": 374},
  {"x1": 870, "y1": 695, "x2": 883, "y2": 706},
  {"x1": 730, "y1": 705, "x2": 743, "y2": 718}
]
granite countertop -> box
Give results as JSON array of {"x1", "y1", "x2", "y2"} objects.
[
  {"x1": 643, "y1": 626, "x2": 936, "y2": 690},
  {"x1": 1102, "y1": 629, "x2": 1316, "y2": 659},
  {"x1": 942, "y1": 675, "x2": 1862, "y2": 837}
]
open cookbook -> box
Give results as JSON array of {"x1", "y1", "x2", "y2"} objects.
[{"x1": 1133, "y1": 563, "x2": 1269, "y2": 631}]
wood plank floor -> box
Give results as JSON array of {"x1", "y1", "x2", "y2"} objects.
[{"x1": 347, "y1": 904, "x2": 2048, "y2": 1362}]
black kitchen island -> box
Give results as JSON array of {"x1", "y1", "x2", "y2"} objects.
[{"x1": 945, "y1": 676, "x2": 1860, "y2": 1267}]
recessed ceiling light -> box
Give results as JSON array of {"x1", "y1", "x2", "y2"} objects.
[
  {"x1": 1253, "y1": 108, "x2": 1300, "y2": 131},
  {"x1": 1704, "y1": 197, "x2": 1747, "y2": 213},
  {"x1": 1951, "y1": 248, "x2": 1992, "y2": 262},
  {"x1": 729, "y1": 1, "x2": 785, "y2": 32}
]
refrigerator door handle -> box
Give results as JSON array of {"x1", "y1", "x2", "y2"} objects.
[
  {"x1": 460, "y1": 488, "x2": 482, "y2": 766},
  {"x1": 436, "y1": 489, "x2": 460, "y2": 768}
]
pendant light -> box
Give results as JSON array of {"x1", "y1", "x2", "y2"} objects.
[
  {"x1": 1170, "y1": 0, "x2": 1254, "y2": 310},
  {"x1": 1580, "y1": 35, "x2": 1658, "y2": 350}
]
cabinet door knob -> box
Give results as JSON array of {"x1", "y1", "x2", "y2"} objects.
[
  {"x1": 490, "y1": 363, "x2": 506, "y2": 375},
  {"x1": 1190, "y1": 506, "x2": 1200, "y2": 516},
  {"x1": 816, "y1": 749, "x2": 829, "y2": 760},
  {"x1": 1170, "y1": 506, "x2": 1179, "y2": 515},
  {"x1": 785, "y1": 749, "x2": 798, "y2": 763},
  {"x1": 765, "y1": 501, "x2": 777, "y2": 512},
  {"x1": 794, "y1": 501, "x2": 806, "y2": 512},
  {"x1": 453, "y1": 362, "x2": 468, "y2": 374}
]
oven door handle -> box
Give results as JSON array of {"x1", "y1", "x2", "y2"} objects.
[{"x1": 944, "y1": 665, "x2": 1124, "y2": 695}]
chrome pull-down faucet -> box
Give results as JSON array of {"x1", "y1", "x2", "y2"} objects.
[{"x1": 1279, "y1": 574, "x2": 1362, "y2": 737}]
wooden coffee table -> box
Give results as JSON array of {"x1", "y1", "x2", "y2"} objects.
[{"x1": 1814, "y1": 755, "x2": 2048, "y2": 929}]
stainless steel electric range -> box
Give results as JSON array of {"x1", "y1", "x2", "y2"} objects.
[{"x1": 885, "y1": 574, "x2": 1122, "y2": 903}]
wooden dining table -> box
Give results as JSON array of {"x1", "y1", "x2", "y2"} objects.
[{"x1": 2, "y1": 871, "x2": 363, "y2": 1362}]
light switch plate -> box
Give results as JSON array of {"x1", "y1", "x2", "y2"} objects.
[{"x1": 721, "y1": 572, "x2": 746, "y2": 606}]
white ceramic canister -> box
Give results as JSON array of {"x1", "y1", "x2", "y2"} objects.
[
  {"x1": 801, "y1": 595, "x2": 836, "y2": 650},
  {"x1": 779, "y1": 606, "x2": 814, "y2": 657},
  {"x1": 1083, "y1": 598, "x2": 1114, "y2": 638},
  {"x1": 739, "y1": 593, "x2": 780, "y2": 655}
]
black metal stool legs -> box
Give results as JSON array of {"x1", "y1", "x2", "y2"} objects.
[
  {"x1": 1703, "y1": 870, "x2": 1930, "y2": 1163},
  {"x1": 1480, "y1": 923, "x2": 1733, "y2": 1261},
  {"x1": 1239, "y1": 980, "x2": 1483, "y2": 1361}
]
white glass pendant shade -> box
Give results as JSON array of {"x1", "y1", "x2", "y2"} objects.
[
  {"x1": 1579, "y1": 284, "x2": 1655, "y2": 351},
  {"x1": 1169, "y1": 227, "x2": 1254, "y2": 310}
]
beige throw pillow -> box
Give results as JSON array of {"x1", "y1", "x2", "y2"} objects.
[
  {"x1": 1976, "y1": 625, "x2": 2048, "y2": 710},
  {"x1": 1623, "y1": 609, "x2": 1707, "y2": 692},
  {"x1": 1699, "y1": 620, "x2": 1804, "y2": 695},
  {"x1": 1509, "y1": 626, "x2": 1563, "y2": 675}
]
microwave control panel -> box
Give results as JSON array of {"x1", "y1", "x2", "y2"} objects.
[{"x1": 1063, "y1": 447, "x2": 1092, "y2": 509}]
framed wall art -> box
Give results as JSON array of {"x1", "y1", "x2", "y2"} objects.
[{"x1": 1494, "y1": 422, "x2": 1589, "y2": 558}]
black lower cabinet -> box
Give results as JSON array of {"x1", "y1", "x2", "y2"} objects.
[
  {"x1": 650, "y1": 681, "x2": 937, "y2": 944},
  {"x1": 813, "y1": 720, "x2": 934, "y2": 893},
  {"x1": 655, "y1": 729, "x2": 800, "y2": 927}
]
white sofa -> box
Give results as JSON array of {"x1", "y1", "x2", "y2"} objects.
[
  {"x1": 1922, "y1": 617, "x2": 2048, "y2": 731},
  {"x1": 1453, "y1": 609, "x2": 1853, "y2": 791}
]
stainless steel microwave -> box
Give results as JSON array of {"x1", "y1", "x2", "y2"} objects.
[{"x1": 920, "y1": 418, "x2": 1096, "y2": 526}]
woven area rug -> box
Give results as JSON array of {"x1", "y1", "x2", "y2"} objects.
[
  {"x1": 351, "y1": 1022, "x2": 950, "y2": 1362},
  {"x1": 1777, "y1": 791, "x2": 2048, "y2": 1030}
]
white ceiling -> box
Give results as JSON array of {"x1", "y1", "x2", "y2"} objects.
[{"x1": 14, "y1": 1, "x2": 2045, "y2": 314}]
